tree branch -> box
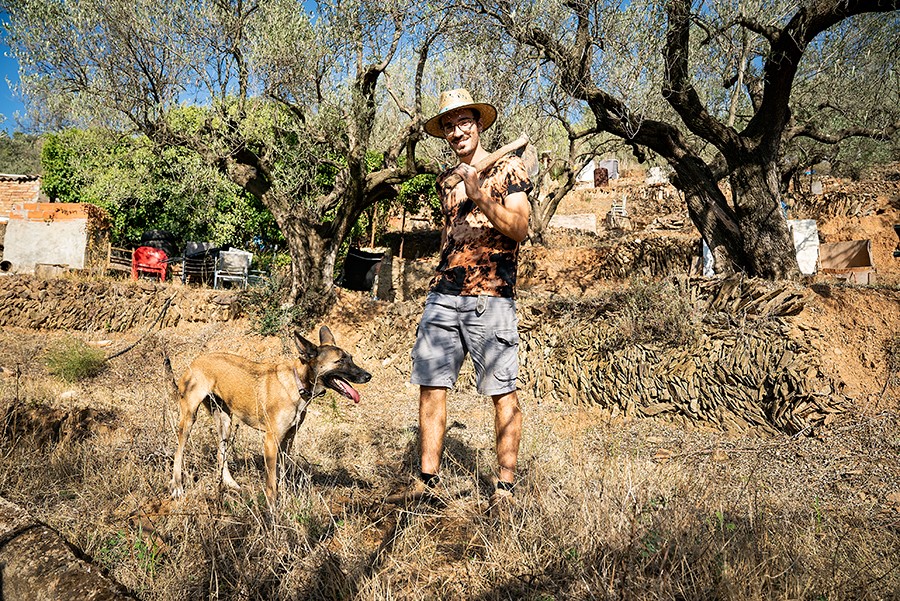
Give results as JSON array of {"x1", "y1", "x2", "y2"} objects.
[
  {"x1": 743, "y1": 0, "x2": 900, "y2": 150},
  {"x1": 733, "y1": 15, "x2": 780, "y2": 44},
  {"x1": 662, "y1": 0, "x2": 740, "y2": 157},
  {"x1": 785, "y1": 119, "x2": 900, "y2": 144}
]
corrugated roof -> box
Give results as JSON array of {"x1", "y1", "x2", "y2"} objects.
[{"x1": 0, "y1": 173, "x2": 41, "y2": 182}]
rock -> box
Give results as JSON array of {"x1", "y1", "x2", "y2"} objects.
[
  {"x1": 0, "y1": 497, "x2": 137, "y2": 600},
  {"x1": 652, "y1": 448, "x2": 675, "y2": 462}
]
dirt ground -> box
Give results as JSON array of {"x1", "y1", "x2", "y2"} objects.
[
  {"x1": 1, "y1": 287, "x2": 898, "y2": 600},
  {"x1": 0, "y1": 164, "x2": 898, "y2": 600}
]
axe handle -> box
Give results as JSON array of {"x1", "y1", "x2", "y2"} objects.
[{"x1": 440, "y1": 134, "x2": 530, "y2": 192}]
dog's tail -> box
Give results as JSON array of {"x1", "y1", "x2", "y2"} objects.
[{"x1": 163, "y1": 354, "x2": 180, "y2": 404}]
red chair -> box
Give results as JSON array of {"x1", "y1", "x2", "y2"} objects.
[{"x1": 131, "y1": 246, "x2": 169, "y2": 282}]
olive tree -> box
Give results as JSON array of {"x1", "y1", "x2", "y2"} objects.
[
  {"x1": 476, "y1": 0, "x2": 900, "y2": 277},
  {"x1": 2, "y1": 0, "x2": 448, "y2": 304}
]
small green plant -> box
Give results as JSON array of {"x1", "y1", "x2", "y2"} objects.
[
  {"x1": 243, "y1": 271, "x2": 333, "y2": 337},
  {"x1": 97, "y1": 528, "x2": 161, "y2": 576},
  {"x1": 813, "y1": 495, "x2": 825, "y2": 532},
  {"x1": 44, "y1": 338, "x2": 106, "y2": 381},
  {"x1": 243, "y1": 273, "x2": 302, "y2": 337},
  {"x1": 96, "y1": 529, "x2": 129, "y2": 567},
  {"x1": 639, "y1": 530, "x2": 663, "y2": 559}
]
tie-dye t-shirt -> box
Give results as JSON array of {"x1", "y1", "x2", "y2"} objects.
[{"x1": 429, "y1": 155, "x2": 533, "y2": 298}]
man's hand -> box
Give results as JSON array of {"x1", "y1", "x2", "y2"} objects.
[
  {"x1": 453, "y1": 163, "x2": 484, "y2": 203},
  {"x1": 452, "y1": 162, "x2": 530, "y2": 242}
]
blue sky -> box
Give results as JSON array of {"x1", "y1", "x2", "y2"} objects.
[
  {"x1": 0, "y1": 51, "x2": 24, "y2": 133},
  {"x1": 0, "y1": 13, "x2": 26, "y2": 133}
]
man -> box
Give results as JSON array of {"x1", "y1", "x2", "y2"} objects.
[{"x1": 395, "y1": 88, "x2": 532, "y2": 513}]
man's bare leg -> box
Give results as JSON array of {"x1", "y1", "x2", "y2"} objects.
[
  {"x1": 419, "y1": 385, "x2": 448, "y2": 477},
  {"x1": 492, "y1": 390, "x2": 522, "y2": 484}
]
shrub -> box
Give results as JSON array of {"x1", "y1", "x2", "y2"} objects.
[
  {"x1": 243, "y1": 271, "x2": 331, "y2": 337},
  {"x1": 605, "y1": 277, "x2": 700, "y2": 350},
  {"x1": 44, "y1": 339, "x2": 107, "y2": 381},
  {"x1": 538, "y1": 277, "x2": 700, "y2": 354}
]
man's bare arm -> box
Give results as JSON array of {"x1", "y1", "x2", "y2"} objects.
[
  {"x1": 476, "y1": 191, "x2": 530, "y2": 242},
  {"x1": 454, "y1": 164, "x2": 531, "y2": 242}
]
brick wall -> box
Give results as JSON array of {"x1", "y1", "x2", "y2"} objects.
[
  {"x1": 7, "y1": 202, "x2": 103, "y2": 222},
  {"x1": 0, "y1": 176, "x2": 43, "y2": 221}
]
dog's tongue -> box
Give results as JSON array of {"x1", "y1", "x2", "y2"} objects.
[{"x1": 334, "y1": 378, "x2": 360, "y2": 403}]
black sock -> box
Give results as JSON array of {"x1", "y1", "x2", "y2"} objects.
[
  {"x1": 496, "y1": 480, "x2": 514, "y2": 493},
  {"x1": 420, "y1": 472, "x2": 439, "y2": 487}
]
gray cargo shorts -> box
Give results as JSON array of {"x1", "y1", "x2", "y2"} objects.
[{"x1": 410, "y1": 292, "x2": 520, "y2": 396}]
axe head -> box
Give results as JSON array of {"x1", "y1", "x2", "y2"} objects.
[{"x1": 516, "y1": 142, "x2": 540, "y2": 182}]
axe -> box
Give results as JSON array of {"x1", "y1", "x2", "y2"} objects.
[{"x1": 440, "y1": 133, "x2": 540, "y2": 192}]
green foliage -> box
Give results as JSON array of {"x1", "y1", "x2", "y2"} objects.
[
  {"x1": 40, "y1": 133, "x2": 83, "y2": 202},
  {"x1": 397, "y1": 173, "x2": 441, "y2": 223},
  {"x1": 44, "y1": 338, "x2": 106, "y2": 382},
  {"x1": 96, "y1": 528, "x2": 162, "y2": 577},
  {"x1": 0, "y1": 131, "x2": 43, "y2": 174},
  {"x1": 342, "y1": 172, "x2": 441, "y2": 250},
  {"x1": 39, "y1": 127, "x2": 282, "y2": 249}
]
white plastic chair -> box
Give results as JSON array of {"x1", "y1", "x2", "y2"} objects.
[{"x1": 213, "y1": 249, "x2": 252, "y2": 289}]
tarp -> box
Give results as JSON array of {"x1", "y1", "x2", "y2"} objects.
[
  {"x1": 787, "y1": 219, "x2": 819, "y2": 275},
  {"x1": 701, "y1": 240, "x2": 714, "y2": 277},
  {"x1": 576, "y1": 160, "x2": 595, "y2": 183},
  {"x1": 596, "y1": 159, "x2": 620, "y2": 180}
]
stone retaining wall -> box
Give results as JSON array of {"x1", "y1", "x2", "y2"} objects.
[
  {"x1": 0, "y1": 273, "x2": 850, "y2": 435},
  {"x1": 358, "y1": 276, "x2": 848, "y2": 435},
  {"x1": 0, "y1": 275, "x2": 242, "y2": 332},
  {"x1": 517, "y1": 310, "x2": 844, "y2": 435}
]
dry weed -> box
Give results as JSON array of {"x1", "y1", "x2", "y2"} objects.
[{"x1": 1, "y1": 326, "x2": 898, "y2": 601}]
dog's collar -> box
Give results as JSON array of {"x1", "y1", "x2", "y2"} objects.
[
  {"x1": 292, "y1": 366, "x2": 325, "y2": 401},
  {"x1": 292, "y1": 366, "x2": 313, "y2": 400}
]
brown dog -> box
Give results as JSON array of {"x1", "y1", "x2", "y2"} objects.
[{"x1": 168, "y1": 326, "x2": 371, "y2": 504}]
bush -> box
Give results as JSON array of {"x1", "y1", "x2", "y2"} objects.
[
  {"x1": 539, "y1": 277, "x2": 700, "y2": 354},
  {"x1": 44, "y1": 339, "x2": 107, "y2": 381},
  {"x1": 243, "y1": 271, "x2": 332, "y2": 337},
  {"x1": 609, "y1": 277, "x2": 699, "y2": 349},
  {"x1": 244, "y1": 274, "x2": 297, "y2": 337}
]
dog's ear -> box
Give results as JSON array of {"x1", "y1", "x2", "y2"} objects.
[
  {"x1": 293, "y1": 331, "x2": 318, "y2": 362},
  {"x1": 319, "y1": 325, "x2": 335, "y2": 347}
]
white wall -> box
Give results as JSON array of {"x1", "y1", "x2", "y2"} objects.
[{"x1": 2, "y1": 219, "x2": 90, "y2": 272}]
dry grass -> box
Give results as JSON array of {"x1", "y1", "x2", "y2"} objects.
[{"x1": 1, "y1": 323, "x2": 899, "y2": 601}]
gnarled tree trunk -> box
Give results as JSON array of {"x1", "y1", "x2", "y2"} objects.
[
  {"x1": 279, "y1": 218, "x2": 338, "y2": 306},
  {"x1": 730, "y1": 161, "x2": 799, "y2": 278},
  {"x1": 672, "y1": 155, "x2": 799, "y2": 278}
]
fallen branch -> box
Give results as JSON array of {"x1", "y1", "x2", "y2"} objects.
[{"x1": 105, "y1": 293, "x2": 177, "y2": 362}]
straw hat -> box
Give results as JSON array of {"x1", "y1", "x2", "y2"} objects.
[{"x1": 424, "y1": 88, "x2": 497, "y2": 138}]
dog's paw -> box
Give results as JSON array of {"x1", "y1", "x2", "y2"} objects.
[{"x1": 170, "y1": 483, "x2": 185, "y2": 499}]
